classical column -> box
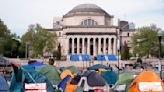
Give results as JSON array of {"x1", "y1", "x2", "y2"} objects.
[
  {"x1": 113, "y1": 37, "x2": 116, "y2": 55},
  {"x1": 87, "y1": 38, "x2": 90, "y2": 55},
  {"x1": 93, "y1": 38, "x2": 96, "y2": 56},
  {"x1": 103, "y1": 38, "x2": 106, "y2": 54},
  {"x1": 98, "y1": 38, "x2": 101, "y2": 54},
  {"x1": 77, "y1": 38, "x2": 79, "y2": 54},
  {"x1": 72, "y1": 38, "x2": 74, "y2": 54},
  {"x1": 108, "y1": 38, "x2": 111, "y2": 54},
  {"x1": 82, "y1": 38, "x2": 85, "y2": 54},
  {"x1": 65, "y1": 38, "x2": 69, "y2": 56}
]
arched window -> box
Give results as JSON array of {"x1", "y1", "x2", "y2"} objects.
[{"x1": 81, "y1": 19, "x2": 98, "y2": 26}]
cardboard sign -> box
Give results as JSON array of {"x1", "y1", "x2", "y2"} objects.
[
  {"x1": 25, "y1": 83, "x2": 46, "y2": 90},
  {"x1": 139, "y1": 82, "x2": 162, "y2": 91}
]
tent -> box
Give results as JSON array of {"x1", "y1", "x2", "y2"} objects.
[
  {"x1": 0, "y1": 75, "x2": 9, "y2": 91},
  {"x1": 64, "y1": 66, "x2": 79, "y2": 74},
  {"x1": 129, "y1": 71, "x2": 164, "y2": 92},
  {"x1": 70, "y1": 54, "x2": 79, "y2": 61},
  {"x1": 100, "y1": 71, "x2": 118, "y2": 85},
  {"x1": 77, "y1": 71, "x2": 110, "y2": 92},
  {"x1": 111, "y1": 72, "x2": 135, "y2": 92},
  {"x1": 107, "y1": 54, "x2": 117, "y2": 61},
  {"x1": 97, "y1": 54, "x2": 106, "y2": 61},
  {"x1": 60, "y1": 69, "x2": 74, "y2": 80},
  {"x1": 10, "y1": 64, "x2": 54, "y2": 92},
  {"x1": 28, "y1": 61, "x2": 45, "y2": 68},
  {"x1": 87, "y1": 64, "x2": 111, "y2": 71},
  {"x1": 36, "y1": 65, "x2": 61, "y2": 86},
  {"x1": 81, "y1": 54, "x2": 90, "y2": 61}
]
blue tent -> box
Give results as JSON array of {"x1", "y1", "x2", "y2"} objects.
[
  {"x1": 97, "y1": 54, "x2": 106, "y2": 61},
  {"x1": 10, "y1": 65, "x2": 54, "y2": 92},
  {"x1": 82, "y1": 54, "x2": 90, "y2": 61},
  {"x1": 87, "y1": 64, "x2": 111, "y2": 71},
  {"x1": 0, "y1": 75, "x2": 9, "y2": 91},
  {"x1": 107, "y1": 54, "x2": 117, "y2": 61},
  {"x1": 70, "y1": 54, "x2": 79, "y2": 61},
  {"x1": 28, "y1": 61, "x2": 45, "y2": 67}
]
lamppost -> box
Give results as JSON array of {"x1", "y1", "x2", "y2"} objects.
[
  {"x1": 25, "y1": 41, "x2": 30, "y2": 59},
  {"x1": 157, "y1": 30, "x2": 163, "y2": 79}
]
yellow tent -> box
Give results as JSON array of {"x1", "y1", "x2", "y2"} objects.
[{"x1": 60, "y1": 69, "x2": 74, "y2": 80}]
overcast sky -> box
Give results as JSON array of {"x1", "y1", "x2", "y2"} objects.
[{"x1": 0, "y1": 0, "x2": 164, "y2": 36}]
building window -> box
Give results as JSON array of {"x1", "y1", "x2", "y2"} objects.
[{"x1": 81, "y1": 19, "x2": 98, "y2": 26}]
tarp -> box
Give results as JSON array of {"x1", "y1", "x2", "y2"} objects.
[
  {"x1": 10, "y1": 65, "x2": 54, "y2": 92},
  {"x1": 87, "y1": 64, "x2": 111, "y2": 71},
  {"x1": 0, "y1": 75, "x2": 9, "y2": 91},
  {"x1": 58, "y1": 75, "x2": 71, "y2": 91},
  {"x1": 60, "y1": 69, "x2": 74, "y2": 80},
  {"x1": 129, "y1": 71, "x2": 164, "y2": 92},
  {"x1": 100, "y1": 71, "x2": 118, "y2": 85},
  {"x1": 36, "y1": 65, "x2": 60, "y2": 85}
]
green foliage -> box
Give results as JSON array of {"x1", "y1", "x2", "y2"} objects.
[
  {"x1": 131, "y1": 25, "x2": 161, "y2": 57},
  {"x1": 53, "y1": 50, "x2": 61, "y2": 60},
  {"x1": 21, "y1": 24, "x2": 57, "y2": 57},
  {"x1": 120, "y1": 42, "x2": 131, "y2": 60},
  {"x1": 0, "y1": 19, "x2": 25, "y2": 57}
]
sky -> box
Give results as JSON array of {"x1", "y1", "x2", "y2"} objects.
[{"x1": 0, "y1": 0, "x2": 164, "y2": 36}]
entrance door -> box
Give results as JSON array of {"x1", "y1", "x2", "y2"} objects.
[{"x1": 90, "y1": 45, "x2": 93, "y2": 55}]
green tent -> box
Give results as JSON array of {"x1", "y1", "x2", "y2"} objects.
[
  {"x1": 110, "y1": 72, "x2": 135, "y2": 92},
  {"x1": 64, "y1": 66, "x2": 79, "y2": 74},
  {"x1": 36, "y1": 65, "x2": 61, "y2": 85}
]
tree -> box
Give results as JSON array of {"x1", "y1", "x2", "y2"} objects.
[
  {"x1": 21, "y1": 24, "x2": 57, "y2": 57},
  {"x1": 0, "y1": 19, "x2": 11, "y2": 55},
  {"x1": 0, "y1": 19, "x2": 24, "y2": 58},
  {"x1": 131, "y1": 25, "x2": 161, "y2": 58},
  {"x1": 53, "y1": 50, "x2": 61, "y2": 60},
  {"x1": 121, "y1": 41, "x2": 131, "y2": 60}
]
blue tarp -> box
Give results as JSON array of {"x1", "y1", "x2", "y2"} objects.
[
  {"x1": 58, "y1": 75, "x2": 71, "y2": 91},
  {"x1": 82, "y1": 54, "x2": 90, "y2": 61},
  {"x1": 108, "y1": 54, "x2": 117, "y2": 61},
  {"x1": 87, "y1": 64, "x2": 111, "y2": 71},
  {"x1": 0, "y1": 75, "x2": 9, "y2": 91},
  {"x1": 70, "y1": 54, "x2": 79, "y2": 61},
  {"x1": 97, "y1": 54, "x2": 106, "y2": 61}
]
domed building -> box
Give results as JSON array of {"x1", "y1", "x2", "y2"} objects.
[{"x1": 48, "y1": 4, "x2": 135, "y2": 61}]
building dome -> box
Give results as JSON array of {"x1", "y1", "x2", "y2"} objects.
[{"x1": 64, "y1": 4, "x2": 112, "y2": 18}]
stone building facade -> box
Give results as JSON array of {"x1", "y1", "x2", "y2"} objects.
[{"x1": 48, "y1": 4, "x2": 135, "y2": 60}]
